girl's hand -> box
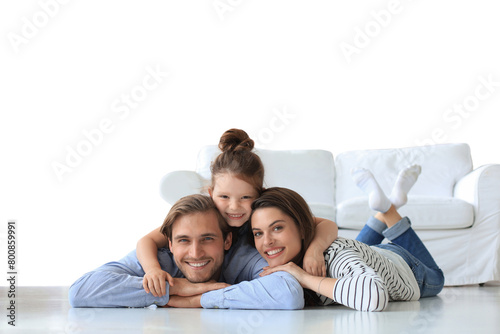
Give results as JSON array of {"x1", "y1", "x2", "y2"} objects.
[
  {"x1": 302, "y1": 246, "x2": 326, "y2": 277},
  {"x1": 260, "y1": 262, "x2": 311, "y2": 286},
  {"x1": 143, "y1": 268, "x2": 174, "y2": 297}
]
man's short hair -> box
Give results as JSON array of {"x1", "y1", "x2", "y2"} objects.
[{"x1": 160, "y1": 194, "x2": 230, "y2": 245}]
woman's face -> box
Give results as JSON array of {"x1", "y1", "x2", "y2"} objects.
[{"x1": 251, "y1": 207, "x2": 303, "y2": 267}]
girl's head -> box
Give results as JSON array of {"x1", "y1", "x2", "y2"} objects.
[
  {"x1": 209, "y1": 129, "x2": 265, "y2": 227},
  {"x1": 249, "y1": 187, "x2": 316, "y2": 267}
]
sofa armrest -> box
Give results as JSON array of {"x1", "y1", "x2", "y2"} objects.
[
  {"x1": 454, "y1": 164, "x2": 500, "y2": 226},
  {"x1": 159, "y1": 171, "x2": 206, "y2": 205}
]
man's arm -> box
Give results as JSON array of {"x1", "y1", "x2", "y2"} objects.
[
  {"x1": 198, "y1": 246, "x2": 305, "y2": 310},
  {"x1": 69, "y1": 268, "x2": 170, "y2": 308},
  {"x1": 69, "y1": 249, "x2": 176, "y2": 308},
  {"x1": 200, "y1": 270, "x2": 304, "y2": 310}
]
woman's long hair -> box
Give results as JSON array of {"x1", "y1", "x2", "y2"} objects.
[{"x1": 249, "y1": 187, "x2": 316, "y2": 266}]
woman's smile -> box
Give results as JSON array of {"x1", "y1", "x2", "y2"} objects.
[
  {"x1": 251, "y1": 207, "x2": 303, "y2": 267},
  {"x1": 265, "y1": 247, "x2": 285, "y2": 258}
]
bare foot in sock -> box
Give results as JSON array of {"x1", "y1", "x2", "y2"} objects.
[
  {"x1": 389, "y1": 165, "x2": 422, "y2": 209},
  {"x1": 351, "y1": 168, "x2": 391, "y2": 213}
]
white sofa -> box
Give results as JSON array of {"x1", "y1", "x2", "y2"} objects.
[{"x1": 159, "y1": 143, "x2": 500, "y2": 286}]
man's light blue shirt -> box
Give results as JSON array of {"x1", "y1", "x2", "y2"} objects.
[{"x1": 69, "y1": 225, "x2": 304, "y2": 309}]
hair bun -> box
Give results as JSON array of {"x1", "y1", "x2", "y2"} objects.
[{"x1": 218, "y1": 128, "x2": 254, "y2": 153}]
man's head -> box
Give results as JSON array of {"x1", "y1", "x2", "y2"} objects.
[{"x1": 160, "y1": 194, "x2": 232, "y2": 283}]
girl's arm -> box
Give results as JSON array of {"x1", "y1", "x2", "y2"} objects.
[
  {"x1": 136, "y1": 228, "x2": 171, "y2": 297},
  {"x1": 302, "y1": 217, "x2": 338, "y2": 276}
]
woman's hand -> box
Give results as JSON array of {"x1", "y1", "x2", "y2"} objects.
[
  {"x1": 260, "y1": 262, "x2": 311, "y2": 287},
  {"x1": 143, "y1": 268, "x2": 174, "y2": 297},
  {"x1": 261, "y1": 262, "x2": 337, "y2": 297},
  {"x1": 302, "y1": 245, "x2": 327, "y2": 277}
]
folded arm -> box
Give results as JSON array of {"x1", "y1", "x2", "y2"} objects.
[{"x1": 200, "y1": 271, "x2": 304, "y2": 310}]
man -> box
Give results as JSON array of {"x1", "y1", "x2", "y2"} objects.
[{"x1": 68, "y1": 194, "x2": 304, "y2": 309}]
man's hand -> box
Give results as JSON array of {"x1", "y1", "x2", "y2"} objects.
[
  {"x1": 143, "y1": 268, "x2": 174, "y2": 297},
  {"x1": 169, "y1": 278, "x2": 230, "y2": 297},
  {"x1": 167, "y1": 295, "x2": 202, "y2": 308}
]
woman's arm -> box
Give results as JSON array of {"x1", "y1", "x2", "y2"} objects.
[
  {"x1": 136, "y1": 228, "x2": 171, "y2": 297},
  {"x1": 260, "y1": 262, "x2": 337, "y2": 299},
  {"x1": 302, "y1": 217, "x2": 338, "y2": 276},
  {"x1": 261, "y1": 249, "x2": 388, "y2": 312}
]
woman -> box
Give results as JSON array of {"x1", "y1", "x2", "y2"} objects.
[{"x1": 249, "y1": 166, "x2": 444, "y2": 311}]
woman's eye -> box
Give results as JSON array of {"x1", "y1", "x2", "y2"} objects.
[
  {"x1": 273, "y1": 226, "x2": 283, "y2": 232},
  {"x1": 253, "y1": 232, "x2": 262, "y2": 237}
]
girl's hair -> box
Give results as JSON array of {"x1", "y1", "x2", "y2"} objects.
[
  {"x1": 249, "y1": 187, "x2": 316, "y2": 266},
  {"x1": 160, "y1": 194, "x2": 230, "y2": 245},
  {"x1": 210, "y1": 128, "x2": 265, "y2": 194}
]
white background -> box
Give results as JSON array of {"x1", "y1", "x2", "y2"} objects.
[{"x1": 1, "y1": 0, "x2": 499, "y2": 286}]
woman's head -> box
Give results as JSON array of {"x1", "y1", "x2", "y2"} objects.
[
  {"x1": 209, "y1": 129, "x2": 265, "y2": 227},
  {"x1": 249, "y1": 187, "x2": 316, "y2": 267}
]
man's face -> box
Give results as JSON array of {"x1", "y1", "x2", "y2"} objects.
[{"x1": 169, "y1": 211, "x2": 232, "y2": 283}]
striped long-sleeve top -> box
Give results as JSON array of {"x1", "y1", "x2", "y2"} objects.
[{"x1": 317, "y1": 237, "x2": 420, "y2": 312}]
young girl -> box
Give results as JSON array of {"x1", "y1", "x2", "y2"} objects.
[
  {"x1": 251, "y1": 166, "x2": 444, "y2": 311},
  {"x1": 137, "y1": 128, "x2": 338, "y2": 297}
]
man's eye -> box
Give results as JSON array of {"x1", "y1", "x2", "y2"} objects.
[
  {"x1": 203, "y1": 237, "x2": 214, "y2": 241},
  {"x1": 178, "y1": 239, "x2": 189, "y2": 243}
]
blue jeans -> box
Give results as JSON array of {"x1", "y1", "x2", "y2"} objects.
[{"x1": 356, "y1": 216, "x2": 444, "y2": 298}]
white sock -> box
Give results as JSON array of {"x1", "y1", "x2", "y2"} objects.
[
  {"x1": 351, "y1": 168, "x2": 392, "y2": 213},
  {"x1": 389, "y1": 165, "x2": 422, "y2": 209}
]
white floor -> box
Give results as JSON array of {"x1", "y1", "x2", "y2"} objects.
[{"x1": 1, "y1": 285, "x2": 499, "y2": 333}]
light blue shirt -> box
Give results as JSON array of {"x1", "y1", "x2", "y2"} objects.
[{"x1": 69, "y1": 225, "x2": 304, "y2": 310}]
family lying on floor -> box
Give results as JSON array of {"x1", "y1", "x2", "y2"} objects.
[{"x1": 69, "y1": 129, "x2": 444, "y2": 312}]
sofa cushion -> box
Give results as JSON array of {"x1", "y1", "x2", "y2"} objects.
[
  {"x1": 335, "y1": 143, "x2": 473, "y2": 205},
  {"x1": 336, "y1": 196, "x2": 474, "y2": 230}
]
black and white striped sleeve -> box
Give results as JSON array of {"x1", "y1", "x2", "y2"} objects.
[{"x1": 328, "y1": 248, "x2": 389, "y2": 312}]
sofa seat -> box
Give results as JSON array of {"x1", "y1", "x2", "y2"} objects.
[{"x1": 337, "y1": 196, "x2": 474, "y2": 230}]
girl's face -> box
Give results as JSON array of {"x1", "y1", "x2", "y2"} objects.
[
  {"x1": 209, "y1": 174, "x2": 259, "y2": 227},
  {"x1": 251, "y1": 207, "x2": 303, "y2": 267}
]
